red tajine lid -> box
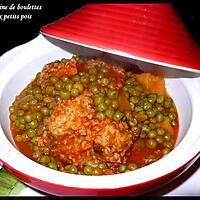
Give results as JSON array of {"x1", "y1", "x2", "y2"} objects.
[{"x1": 41, "y1": 4, "x2": 200, "y2": 73}]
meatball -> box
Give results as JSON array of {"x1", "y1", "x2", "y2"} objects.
[
  {"x1": 49, "y1": 91, "x2": 95, "y2": 136},
  {"x1": 49, "y1": 92, "x2": 137, "y2": 166},
  {"x1": 38, "y1": 58, "x2": 78, "y2": 89}
]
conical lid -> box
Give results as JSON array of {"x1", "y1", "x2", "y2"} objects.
[{"x1": 41, "y1": 4, "x2": 200, "y2": 73}]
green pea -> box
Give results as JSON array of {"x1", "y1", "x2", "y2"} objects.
[
  {"x1": 157, "y1": 105, "x2": 164, "y2": 112},
  {"x1": 90, "y1": 85, "x2": 99, "y2": 94},
  {"x1": 107, "y1": 89, "x2": 118, "y2": 99},
  {"x1": 55, "y1": 81, "x2": 63, "y2": 90},
  {"x1": 25, "y1": 124, "x2": 31, "y2": 129},
  {"x1": 29, "y1": 98, "x2": 38, "y2": 105},
  {"x1": 119, "y1": 165, "x2": 127, "y2": 173},
  {"x1": 71, "y1": 88, "x2": 79, "y2": 97},
  {"x1": 143, "y1": 102, "x2": 152, "y2": 111},
  {"x1": 97, "y1": 102, "x2": 107, "y2": 112},
  {"x1": 156, "y1": 136, "x2": 164, "y2": 144},
  {"x1": 111, "y1": 99, "x2": 119, "y2": 110},
  {"x1": 113, "y1": 111, "x2": 124, "y2": 122},
  {"x1": 35, "y1": 112, "x2": 43, "y2": 121},
  {"x1": 61, "y1": 75, "x2": 69, "y2": 82},
  {"x1": 19, "y1": 117, "x2": 25, "y2": 124},
  {"x1": 98, "y1": 163, "x2": 107, "y2": 169},
  {"x1": 27, "y1": 129, "x2": 36, "y2": 138},
  {"x1": 156, "y1": 127, "x2": 165, "y2": 135},
  {"x1": 41, "y1": 107, "x2": 50, "y2": 116},
  {"x1": 59, "y1": 91, "x2": 71, "y2": 100},
  {"x1": 135, "y1": 106, "x2": 143, "y2": 112},
  {"x1": 9, "y1": 106, "x2": 15, "y2": 113},
  {"x1": 94, "y1": 96, "x2": 104, "y2": 105},
  {"x1": 48, "y1": 162, "x2": 58, "y2": 170},
  {"x1": 50, "y1": 76, "x2": 58, "y2": 84},
  {"x1": 89, "y1": 75, "x2": 97, "y2": 82},
  {"x1": 31, "y1": 137, "x2": 37, "y2": 145},
  {"x1": 84, "y1": 165, "x2": 94, "y2": 175},
  {"x1": 148, "y1": 94, "x2": 157, "y2": 104},
  {"x1": 105, "y1": 107, "x2": 114, "y2": 119},
  {"x1": 146, "y1": 109, "x2": 156, "y2": 118},
  {"x1": 148, "y1": 130, "x2": 157, "y2": 138},
  {"x1": 99, "y1": 88, "x2": 106, "y2": 96},
  {"x1": 149, "y1": 122, "x2": 155, "y2": 129},
  {"x1": 101, "y1": 77, "x2": 109, "y2": 85},
  {"x1": 128, "y1": 163, "x2": 138, "y2": 171},
  {"x1": 32, "y1": 151, "x2": 41, "y2": 160},
  {"x1": 15, "y1": 135, "x2": 22, "y2": 142},
  {"x1": 79, "y1": 72, "x2": 86, "y2": 76},
  {"x1": 163, "y1": 141, "x2": 173, "y2": 149},
  {"x1": 40, "y1": 155, "x2": 50, "y2": 164},
  {"x1": 43, "y1": 117, "x2": 50, "y2": 126},
  {"x1": 171, "y1": 120, "x2": 177, "y2": 126},
  {"x1": 97, "y1": 72, "x2": 105, "y2": 79},
  {"x1": 146, "y1": 139, "x2": 157, "y2": 149},
  {"x1": 128, "y1": 118, "x2": 137, "y2": 127},
  {"x1": 80, "y1": 76, "x2": 89, "y2": 84},
  {"x1": 92, "y1": 168, "x2": 103, "y2": 176},
  {"x1": 19, "y1": 124, "x2": 25, "y2": 130},
  {"x1": 141, "y1": 125, "x2": 151, "y2": 133},
  {"x1": 43, "y1": 147, "x2": 49, "y2": 154},
  {"x1": 156, "y1": 113, "x2": 164, "y2": 122},
  {"x1": 33, "y1": 145, "x2": 39, "y2": 151},
  {"x1": 168, "y1": 112, "x2": 176, "y2": 120},
  {"x1": 125, "y1": 78, "x2": 134, "y2": 85},
  {"x1": 96, "y1": 112, "x2": 106, "y2": 121},
  {"x1": 130, "y1": 96, "x2": 139, "y2": 104},
  {"x1": 162, "y1": 147, "x2": 171, "y2": 155},
  {"x1": 150, "y1": 118, "x2": 157, "y2": 124},
  {"x1": 33, "y1": 87, "x2": 42, "y2": 95},
  {"x1": 164, "y1": 132, "x2": 171, "y2": 141},
  {"x1": 43, "y1": 96, "x2": 53, "y2": 104},
  {"x1": 89, "y1": 67, "x2": 97, "y2": 75},
  {"x1": 72, "y1": 75, "x2": 80, "y2": 82},
  {"x1": 35, "y1": 94, "x2": 43, "y2": 101},
  {"x1": 36, "y1": 72, "x2": 41, "y2": 79},
  {"x1": 124, "y1": 111, "x2": 132, "y2": 120},
  {"x1": 164, "y1": 100, "x2": 172, "y2": 108},
  {"x1": 20, "y1": 102, "x2": 29, "y2": 110},
  {"x1": 65, "y1": 82, "x2": 73, "y2": 91},
  {"x1": 73, "y1": 82, "x2": 84, "y2": 92},
  {"x1": 123, "y1": 85, "x2": 129, "y2": 92},
  {"x1": 17, "y1": 110, "x2": 24, "y2": 116},
  {"x1": 27, "y1": 88, "x2": 33, "y2": 94},
  {"x1": 65, "y1": 165, "x2": 72, "y2": 171},
  {"x1": 30, "y1": 120, "x2": 38, "y2": 129},
  {"x1": 10, "y1": 114, "x2": 17, "y2": 121},
  {"x1": 105, "y1": 97, "x2": 111, "y2": 106},
  {"x1": 70, "y1": 165, "x2": 78, "y2": 174},
  {"x1": 157, "y1": 95, "x2": 164, "y2": 104},
  {"x1": 101, "y1": 67, "x2": 108, "y2": 73}
]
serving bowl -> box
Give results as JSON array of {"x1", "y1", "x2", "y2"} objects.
[{"x1": 0, "y1": 35, "x2": 199, "y2": 196}]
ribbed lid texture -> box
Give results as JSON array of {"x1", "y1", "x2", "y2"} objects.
[{"x1": 41, "y1": 4, "x2": 200, "y2": 71}]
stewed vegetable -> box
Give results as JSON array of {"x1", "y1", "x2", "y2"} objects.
[{"x1": 9, "y1": 56, "x2": 179, "y2": 175}]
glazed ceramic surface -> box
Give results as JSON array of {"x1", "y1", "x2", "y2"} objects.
[{"x1": 0, "y1": 35, "x2": 199, "y2": 196}]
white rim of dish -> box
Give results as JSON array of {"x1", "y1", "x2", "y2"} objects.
[{"x1": 0, "y1": 35, "x2": 199, "y2": 189}]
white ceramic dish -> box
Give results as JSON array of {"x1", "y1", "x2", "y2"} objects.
[{"x1": 0, "y1": 35, "x2": 199, "y2": 196}]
